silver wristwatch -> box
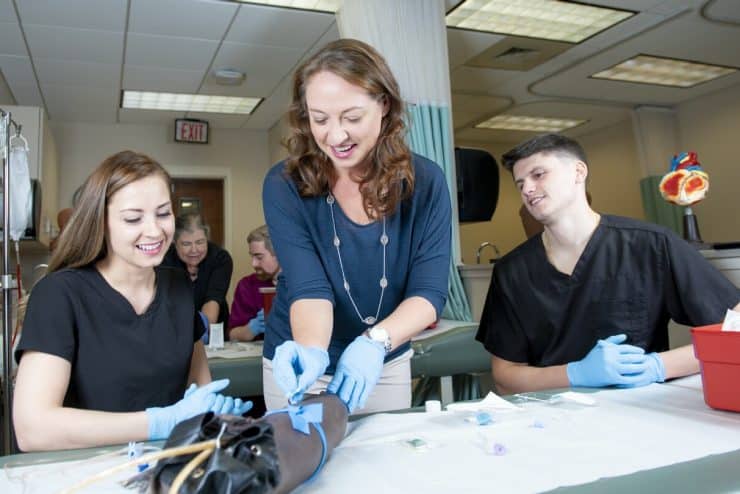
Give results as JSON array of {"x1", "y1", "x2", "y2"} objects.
[{"x1": 367, "y1": 326, "x2": 392, "y2": 354}]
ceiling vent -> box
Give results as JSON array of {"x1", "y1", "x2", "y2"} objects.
[
  {"x1": 465, "y1": 36, "x2": 572, "y2": 71},
  {"x1": 212, "y1": 68, "x2": 246, "y2": 86}
]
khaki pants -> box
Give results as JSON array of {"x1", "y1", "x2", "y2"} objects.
[{"x1": 263, "y1": 348, "x2": 413, "y2": 415}]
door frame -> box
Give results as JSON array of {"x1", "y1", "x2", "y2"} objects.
[{"x1": 166, "y1": 165, "x2": 232, "y2": 254}]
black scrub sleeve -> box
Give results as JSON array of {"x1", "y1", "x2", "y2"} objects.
[{"x1": 662, "y1": 232, "x2": 740, "y2": 326}]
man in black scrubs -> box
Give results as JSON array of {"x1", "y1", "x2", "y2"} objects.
[{"x1": 476, "y1": 134, "x2": 740, "y2": 395}]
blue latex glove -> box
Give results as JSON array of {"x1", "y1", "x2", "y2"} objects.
[
  {"x1": 272, "y1": 341, "x2": 330, "y2": 405},
  {"x1": 326, "y1": 335, "x2": 385, "y2": 412},
  {"x1": 617, "y1": 352, "x2": 666, "y2": 388},
  {"x1": 566, "y1": 334, "x2": 649, "y2": 388},
  {"x1": 183, "y1": 382, "x2": 254, "y2": 415},
  {"x1": 198, "y1": 311, "x2": 209, "y2": 344},
  {"x1": 147, "y1": 379, "x2": 252, "y2": 440},
  {"x1": 247, "y1": 309, "x2": 266, "y2": 336}
]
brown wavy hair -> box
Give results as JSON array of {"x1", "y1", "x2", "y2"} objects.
[
  {"x1": 285, "y1": 38, "x2": 413, "y2": 219},
  {"x1": 47, "y1": 150, "x2": 172, "y2": 273}
]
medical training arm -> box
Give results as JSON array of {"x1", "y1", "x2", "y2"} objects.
[{"x1": 13, "y1": 351, "x2": 151, "y2": 451}]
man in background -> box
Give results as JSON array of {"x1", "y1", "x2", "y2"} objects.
[{"x1": 228, "y1": 225, "x2": 280, "y2": 342}]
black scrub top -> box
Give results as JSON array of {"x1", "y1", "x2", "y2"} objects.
[
  {"x1": 162, "y1": 241, "x2": 233, "y2": 324},
  {"x1": 476, "y1": 215, "x2": 740, "y2": 366}
]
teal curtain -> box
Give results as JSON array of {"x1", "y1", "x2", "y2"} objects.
[
  {"x1": 407, "y1": 104, "x2": 472, "y2": 322},
  {"x1": 640, "y1": 175, "x2": 683, "y2": 235}
]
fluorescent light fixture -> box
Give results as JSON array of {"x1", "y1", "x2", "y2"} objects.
[
  {"x1": 591, "y1": 55, "x2": 737, "y2": 88},
  {"x1": 446, "y1": 0, "x2": 633, "y2": 43},
  {"x1": 232, "y1": 0, "x2": 339, "y2": 13},
  {"x1": 121, "y1": 91, "x2": 262, "y2": 114},
  {"x1": 476, "y1": 114, "x2": 586, "y2": 132}
]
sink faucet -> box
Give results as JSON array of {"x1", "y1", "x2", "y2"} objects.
[{"x1": 476, "y1": 242, "x2": 501, "y2": 264}]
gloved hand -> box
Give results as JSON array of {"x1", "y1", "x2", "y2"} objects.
[
  {"x1": 147, "y1": 379, "x2": 252, "y2": 440},
  {"x1": 183, "y1": 382, "x2": 254, "y2": 416},
  {"x1": 617, "y1": 352, "x2": 666, "y2": 388},
  {"x1": 327, "y1": 335, "x2": 385, "y2": 412},
  {"x1": 198, "y1": 311, "x2": 210, "y2": 344},
  {"x1": 566, "y1": 334, "x2": 649, "y2": 388},
  {"x1": 272, "y1": 341, "x2": 330, "y2": 405},
  {"x1": 248, "y1": 309, "x2": 266, "y2": 336}
]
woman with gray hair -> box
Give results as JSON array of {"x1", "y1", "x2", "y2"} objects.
[{"x1": 162, "y1": 212, "x2": 233, "y2": 325}]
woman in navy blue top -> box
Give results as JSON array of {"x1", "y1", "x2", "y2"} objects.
[{"x1": 263, "y1": 39, "x2": 451, "y2": 414}]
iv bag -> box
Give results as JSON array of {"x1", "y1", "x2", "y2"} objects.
[{"x1": 8, "y1": 143, "x2": 33, "y2": 242}]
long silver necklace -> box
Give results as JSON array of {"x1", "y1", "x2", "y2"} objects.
[{"x1": 327, "y1": 193, "x2": 388, "y2": 326}]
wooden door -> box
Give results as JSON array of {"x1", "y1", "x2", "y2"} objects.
[{"x1": 171, "y1": 178, "x2": 225, "y2": 246}]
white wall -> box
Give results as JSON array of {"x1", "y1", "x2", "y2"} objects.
[
  {"x1": 50, "y1": 121, "x2": 272, "y2": 302},
  {"x1": 677, "y1": 83, "x2": 740, "y2": 243}
]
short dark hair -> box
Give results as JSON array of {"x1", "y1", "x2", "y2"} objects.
[{"x1": 501, "y1": 133, "x2": 588, "y2": 172}]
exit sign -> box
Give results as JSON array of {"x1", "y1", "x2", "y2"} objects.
[{"x1": 175, "y1": 119, "x2": 209, "y2": 144}]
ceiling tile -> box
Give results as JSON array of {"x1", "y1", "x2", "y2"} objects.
[
  {"x1": 5, "y1": 83, "x2": 43, "y2": 107},
  {"x1": 35, "y1": 58, "x2": 119, "y2": 89},
  {"x1": 129, "y1": 0, "x2": 237, "y2": 40},
  {"x1": 123, "y1": 65, "x2": 204, "y2": 93},
  {"x1": 0, "y1": 54, "x2": 37, "y2": 89},
  {"x1": 42, "y1": 84, "x2": 118, "y2": 122},
  {"x1": 0, "y1": 21, "x2": 26, "y2": 56},
  {"x1": 24, "y1": 24, "x2": 123, "y2": 64},
  {"x1": 226, "y1": 3, "x2": 334, "y2": 48},
  {"x1": 0, "y1": 0, "x2": 15, "y2": 23},
  {"x1": 207, "y1": 42, "x2": 303, "y2": 95},
  {"x1": 17, "y1": 0, "x2": 126, "y2": 31},
  {"x1": 126, "y1": 33, "x2": 218, "y2": 71}
]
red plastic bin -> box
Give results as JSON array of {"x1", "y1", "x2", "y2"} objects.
[{"x1": 690, "y1": 323, "x2": 740, "y2": 412}]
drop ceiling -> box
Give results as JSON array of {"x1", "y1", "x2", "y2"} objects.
[{"x1": 1, "y1": 0, "x2": 739, "y2": 144}]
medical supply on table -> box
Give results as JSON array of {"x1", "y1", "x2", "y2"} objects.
[
  {"x1": 425, "y1": 400, "x2": 441, "y2": 413},
  {"x1": 513, "y1": 391, "x2": 598, "y2": 407},
  {"x1": 445, "y1": 391, "x2": 522, "y2": 413},
  {"x1": 209, "y1": 322, "x2": 224, "y2": 349}
]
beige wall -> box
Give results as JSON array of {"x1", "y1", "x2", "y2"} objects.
[
  {"x1": 677, "y1": 84, "x2": 740, "y2": 243},
  {"x1": 456, "y1": 119, "x2": 644, "y2": 264},
  {"x1": 50, "y1": 121, "x2": 271, "y2": 302},
  {"x1": 268, "y1": 116, "x2": 290, "y2": 165}
]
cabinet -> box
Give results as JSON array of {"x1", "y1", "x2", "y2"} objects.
[{"x1": 3, "y1": 105, "x2": 58, "y2": 246}]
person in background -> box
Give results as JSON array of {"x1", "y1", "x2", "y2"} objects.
[
  {"x1": 262, "y1": 39, "x2": 451, "y2": 414},
  {"x1": 13, "y1": 151, "x2": 249, "y2": 451},
  {"x1": 476, "y1": 134, "x2": 740, "y2": 395},
  {"x1": 228, "y1": 225, "x2": 281, "y2": 342},
  {"x1": 162, "y1": 213, "x2": 233, "y2": 325}
]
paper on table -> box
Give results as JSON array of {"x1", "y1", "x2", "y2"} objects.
[
  {"x1": 721, "y1": 308, "x2": 740, "y2": 332},
  {"x1": 445, "y1": 391, "x2": 522, "y2": 412}
]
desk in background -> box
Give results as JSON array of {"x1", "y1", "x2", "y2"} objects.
[{"x1": 207, "y1": 319, "x2": 490, "y2": 402}]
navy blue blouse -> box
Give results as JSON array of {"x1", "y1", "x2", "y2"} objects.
[{"x1": 262, "y1": 153, "x2": 451, "y2": 372}]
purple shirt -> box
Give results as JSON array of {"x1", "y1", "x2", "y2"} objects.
[{"x1": 228, "y1": 273, "x2": 274, "y2": 337}]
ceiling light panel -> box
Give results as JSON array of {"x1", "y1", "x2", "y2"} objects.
[
  {"x1": 122, "y1": 91, "x2": 262, "y2": 114},
  {"x1": 591, "y1": 55, "x2": 737, "y2": 88},
  {"x1": 232, "y1": 0, "x2": 339, "y2": 13},
  {"x1": 446, "y1": 0, "x2": 633, "y2": 43},
  {"x1": 475, "y1": 114, "x2": 586, "y2": 132}
]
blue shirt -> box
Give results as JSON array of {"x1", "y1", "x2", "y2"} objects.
[{"x1": 262, "y1": 153, "x2": 451, "y2": 372}]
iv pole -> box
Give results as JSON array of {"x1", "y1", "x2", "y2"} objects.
[{"x1": 1, "y1": 108, "x2": 19, "y2": 455}]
